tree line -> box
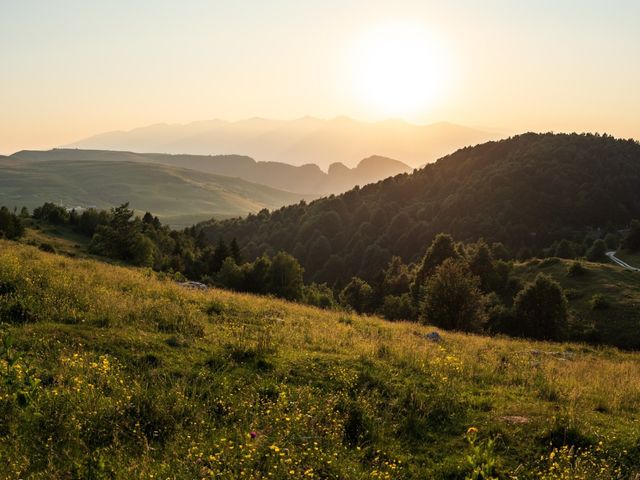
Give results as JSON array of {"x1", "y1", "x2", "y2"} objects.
[
  {"x1": 3, "y1": 199, "x2": 640, "y2": 344},
  {"x1": 198, "y1": 133, "x2": 640, "y2": 285}
]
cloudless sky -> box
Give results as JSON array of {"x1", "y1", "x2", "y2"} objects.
[{"x1": 1, "y1": 0, "x2": 640, "y2": 153}]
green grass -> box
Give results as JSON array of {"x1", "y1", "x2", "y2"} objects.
[
  {"x1": 0, "y1": 159, "x2": 315, "y2": 227},
  {"x1": 512, "y1": 257, "x2": 640, "y2": 349},
  {"x1": 20, "y1": 220, "x2": 90, "y2": 258},
  {"x1": 0, "y1": 241, "x2": 639, "y2": 478}
]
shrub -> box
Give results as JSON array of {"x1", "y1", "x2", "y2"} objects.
[
  {"x1": 38, "y1": 243, "x2": 57, "y2": 254},
  {"x1": 563, "y1": 288, "x2": 584, "y2": 300},
  {"x1": 555, "y1": 239, "x2": 575, "y2": 259},
  {"x1": 0, "y1": 207, "x2": 25, "y2": 240},
  {"x1": 513, "y1": 273, "x2": 568, "y2": 340},
  {"x1": 266, "y1": 252, "x2": 304, "y2": 301},
  {"x1": 339, "y1": 277, "x2": 373, "y2": 314},
  {"x1": 379, "y1": 294, "x2": 417, "y2": 321},
  {"x1": 302, "y1": 283, "x2": 336, "y2": 309},
  {"x1": 590, "y1": 294, "x2": 611, "y2": 310},
  {"x1": 567, "y1": 261, "x2": 588, "y2": 277},
  {"x1": 538, "y1": 257, "x2": 560, "y2": 268},
  {"x1": 422, "y1": 259, "x2": 484, "y2": 332},
  {"x1": 586, "y1": 239, "x2": 607, "y2": 262}
]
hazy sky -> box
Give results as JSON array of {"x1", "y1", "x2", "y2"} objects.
[{"x1": 2, "y1": 0, "x2": 640, "y2": 154}]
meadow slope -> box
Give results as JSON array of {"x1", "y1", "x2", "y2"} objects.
[
  {"x1": 0, "y1": 241, "x2": 639, "y2": 478},
  {"x1": 0, "y1": 160, "x2": 314, "y2": 227}
]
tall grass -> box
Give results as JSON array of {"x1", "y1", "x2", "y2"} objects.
[{"x1": 0, "y1": 240, "x2": 639, "y2": 478}]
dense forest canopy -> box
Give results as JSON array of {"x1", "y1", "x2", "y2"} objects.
[{"x1": 199, "y1": 133, "x2": 640, "y2": 283}]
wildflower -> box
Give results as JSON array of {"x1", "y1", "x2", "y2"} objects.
[{"x1": 249, "y1": 431, "x2": 257, "y2": 439}]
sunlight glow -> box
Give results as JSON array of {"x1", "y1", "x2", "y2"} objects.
[{"x1": 348, "y1": 24, "x2": 451, "y2": 117}]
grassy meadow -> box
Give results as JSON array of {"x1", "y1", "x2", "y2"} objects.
[
  {"x1": 512, "y1": 257, "x2": 640, "y2": 349},
  {"x1": 1, "y1": 240, "x2": 640, "y2": 478}
]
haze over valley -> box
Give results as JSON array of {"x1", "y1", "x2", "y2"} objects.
[{"x1": 65, "y1": 117, "x2": 498, "y2": 169}]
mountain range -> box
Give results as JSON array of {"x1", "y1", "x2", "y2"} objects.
[
  {"x1": 0, "y1": 156, "x2": 317, "y2": 227},
  {"x1": 65, "y1": 117, "x2": 499, "y2": 169},
  {"x1": 10, "y1": 149, "x2": 411, "y2": 195}
]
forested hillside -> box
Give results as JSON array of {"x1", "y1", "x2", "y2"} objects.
[{"x1": 200, "y1": 133, "x2": 640, "y2": 283}]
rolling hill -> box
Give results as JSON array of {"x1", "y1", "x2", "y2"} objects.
[
  {"x1": 9, "y1": 149, "x2": 411, "y2": 195},
  {"x1": 0, "y1": 158, "x2": 315, "y2": 227},
  {"x1": 65, "y1": 116, "x2": 499, "y2": 169},
  {"x1": 1, "y1": 240, "x2": 639, "y2": 478},
  {"x1": 199, "y1": 133, "x2": 640, "y2": 282}
]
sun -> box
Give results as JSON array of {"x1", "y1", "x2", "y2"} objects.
[{"x1": 348, "y1": 24, "x2": 450, "y2": 117}]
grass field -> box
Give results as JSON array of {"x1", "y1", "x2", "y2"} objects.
[
  {"x1": 615, "y1": 250, "x2": 640, "y2": 269},
  {"x1": 512, "y1": 257, "x2": 640, "y2": 350},
  {"x1": 0, "y1": 241, "x2": 639, "y2": 478}
]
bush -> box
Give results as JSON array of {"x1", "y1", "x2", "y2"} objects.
[
  {"x1": 589, "y1": 294, "x2": 611, "y2": 310},
  {"x1": 512, "y1": 273, "x2": 568, "y2": 340},
  {"x1": 567, "y1": 261, "x2": 588, "y2": 277},
  {"x1": 302, "y1": 283, "x2": 336, "y2": 309},
  {"x1": 339, "y1": 277, "x2": 373, "y2": 314},
  {"x1": 538, "y1": 257, "x2": 560, "y2": 268},
  {"x1": 38, "y1": 243, "x2": 57, "y2": 254},
  {"x1": 564, "y1": 288, "x2": 584, "y2": 300},
  {"x1": 379, "y1": 294, "x2": 417, "y2": 321},
  {"x1": 555, "y1": 239, "x2": 575, "y2": 259},
  {"x1": 0, "y1": 207, "x2": 25, "y2": 240},
  {"x1": 266, "y1": 252, "x2": 304, "y2": 301},
  {"x1": 422, "y1": 259, "x2": 484, "y2": 332},
  {"x1": 586, "y1": 239, "x2": 607, "y2": 262}
]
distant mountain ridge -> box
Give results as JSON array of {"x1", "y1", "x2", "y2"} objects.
[
  {"x1": 11, "y1": 149, "x2": 411, "y2": 195},
  {"x1": 0, "y1": 156, "x2": 317, "y2": 227},
  {"x1": 65, "y1": 117, "x2": 499, "y2": 169}
]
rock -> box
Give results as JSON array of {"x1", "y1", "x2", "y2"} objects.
[
  {"x1": 178, "y1": 281, "x2": 208, "y2": 290},
  {"x1": 499, "y1": 415, "x2": 530, "y2": 424},
  {"x1": 425, "y1": 331, "x2": 442, "y2": 343}
]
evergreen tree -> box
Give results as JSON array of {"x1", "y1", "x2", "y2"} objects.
[
  {"x1": 469, "y1": 240, "x2": 495, "y2": 291},
  {"x1": 411, "y1": 233, "x2": 458, "y2": 299},
  {"x1": 230, "y1": 238, "x2": 242, "y2": 264},
  {"x1": 210, "y1": 239, "x2": 230, "y2": 272}
]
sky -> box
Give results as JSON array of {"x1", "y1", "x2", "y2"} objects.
[{"x1": 1, "y1": 0, "x2": 640, "y2": 154}]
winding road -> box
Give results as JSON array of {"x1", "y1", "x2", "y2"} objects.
[{"x1": 606, "y1": 251, "x2": 640, "y2": 271}]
